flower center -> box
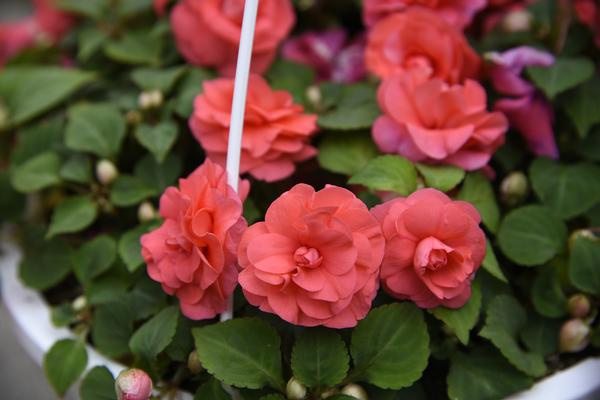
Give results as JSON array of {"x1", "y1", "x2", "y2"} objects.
[
  {"x1": 404, "y1": 55, "x2": 435, "y2": 80},
  {"x1": 427, "y1": 248, "x2": 447, "y2": 271},
  {"x1": 293, "y1": 246, "x2": 322, "y2": 268}
]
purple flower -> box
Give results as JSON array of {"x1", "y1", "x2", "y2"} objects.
[
  {"x1": 488, "y1": 46, "x2": 559, "y2": 159},
  {"x1": 282, "y1": 29, "x2": 366, "y2": 83}
]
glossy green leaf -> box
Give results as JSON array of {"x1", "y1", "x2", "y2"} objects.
[
  {"x1": 569, "y1": 236, "x2": 600, "y2": 295},
  {"x1": 482, "y1": 240, "x2": 508, "y2": 283},
  {"x1": 44, "y1": 339, "x2": 88, "y2": 396},
  {"x1": 73, "y1": 235, "x2": 117, "y2": 283},
  {"x1": 65, "y1": 103, "x2": 126, "y2": 158},
  {"x1": 174, "y1": 68, "x2": 215, "y2": 117},
  {"x1": 10, "y1": 117, "x2": 63, "y2": 166},
  {"x1": 457, "y1": 172, "x2": 500, "y2": 233},
  {"x1": 92, "y1": 300, "x2": 134, "y2": 358},
  {"x1": 129, "y1": 306, "x2": 179, "y2": 360},
  {"x1": 131, "y1": 66, "x2": 186, "y2": 93},
  {"x1": 134, "y1": 153, "x2": 182, "y2": 193},
  {"x1": 416, "y1": 164, "x2": 465, "y2": 192},
  {"x1": 317, "y1": 132, "x2": 378, "y2": 176},
  {"x1": 431, "y1": 282, "x2": 482, "y2": 345},
  {"x1": 20, "y1": 231, "x2": 72, "y2": 291},
  {"x1": 529, "y1": 158, "x2": 600, "y2": 220},
  {"x1": 531, "y1": 264, "x2": 567, "y2": 318},
  {"x1": 192, "y1": 318, "x2": 284, "y2": 390},
  {"x1": 80, "y1": 366, "x2": 117, "y2": 400},
  {"x1": 47, "y1": 196, "x2": 98, "y2": 238},
  {"x1": 291, "y1": 330, "x2": 349, "y2": 388},
  {"x1": 118, "y1": 223, "x2": 157, "y2": 272},
  {"x1": 10, "y1": 151, "x2": 61, "y2": 193},
  {"x1": 351, "y1": 303, "x2": 429, "y2": 389},
  {"x1": 497, "y1": 205, "x2": 567, "y2": 266},
  {"x1": 480, "y1": 295, "x2": 547, "y2": 377},
  {"x1": 527, "y1": 57, "x2": 594, "y2": 99},
  {"x1": 447, "y1": 347, "x2": 532, "y2": 400},
  {"x1": 0, "y1": 67, "x2": 94, "y2": 127},
  {"x1": 104, "y1": 31, "x2": 163, "y2": 66},
  {"x1": 267, "y1": 60, "x2": 315, "y2": 104},
  {"x1": 134, "y1": 122, "x2": 178, "y2": 163},
  {"x1": 58, "y1": 0, "x2": 109, "y2": 19},
  {"x1": 318, "y1": 84, "x2": 380, "y2": 130},
  {"x1": 60, "y1": 155, "x2": 92, "y2": 184},
  {"x1": 520, "y1": 314, "x2": 560, "y2": 356},
  {"x1": 349, "y1": 155, "x2": 417, "y2": 195},
  {"x1": 195, "y1": 378, "x2": 232, "y2": 400},
  {"x1": 110, "y1": 175, "x2": 158, "y2": 207},
  {"x1": 562, "y1": 76, "x2": 600, "y2": 138}
]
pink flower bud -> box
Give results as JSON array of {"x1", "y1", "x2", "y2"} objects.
[
  {"x1": 137, "y1": 201, "x2": 157, "y2": 223},
  {"x1": 559, "y1": 319, "x2": 590, "y2": 353},
  {"x1": 567, "y1": 294, "x2": 591, "y2": 318},
  {"x1": 115, "y1": 369, "x2": 153, "y2": 400},
  {"x1": 341, "y1": 383, "x2": 368, "y2": 400}
]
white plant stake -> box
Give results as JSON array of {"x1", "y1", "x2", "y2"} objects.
[{"x1": 221, "y1": 0, "x2": 259, "y2": 323}]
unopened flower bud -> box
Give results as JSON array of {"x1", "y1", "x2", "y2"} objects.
[
  {"x1": 72, "y1": 296, "x2": 87, "y2": 312},
  {"x1": 559, "y1": 319, "x2": 590, "y2": 353},
  {"x1": 187, "y1": 351, "x2": 204, "y2": 374},
  {"x1": 115, "y1": 368, "x2": 153, "y2": 400},
  {"x1": 568, "y1": 229, "x2": 597, "y2": 250},
  {"x1": 126, "y1": 110, "x2": 143, "y2": 125},
  {"x1": 502, "y1": 9, "x2": 532, "y2": 32},
  {"x1": 341, "y1": 383, "x2": 368, "y2": 400},
  {"x1": 306, "y1": 85, "x2": 322, "y2": 109},
  {"x1": 286, "y1": 377, "x2": 307, "y2": 400},
  {"x1": 138, "y1": 90, "x2": 163, "y2": 110},
  {"x1": 567, "y1": 294, "x2": 591, "y2": 318},
  {"x1": 321, "y1": 389, "x2": 338, "y2": 398},
  {"x1": 137, "y1": 201, "x2": 157, "y2": 223},
  {"x1": 500, "y1": 171, "x2": 528, "y2": 206},
  {"x1": 96, "y1": 159, "x2": 119, "y2": 185}
]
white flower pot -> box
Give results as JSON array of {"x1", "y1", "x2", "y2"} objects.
[{"x1": 1, "y1": 241, "x2": 599, "y2": 400}]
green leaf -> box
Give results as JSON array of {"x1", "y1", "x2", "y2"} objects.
[
  {"x1": 497, "y1": 205, "x2": 567, "y2": 266},
  {"x1": 51, "y1": 303, "x2": 78, "y2": 327},
  {"x1": 267, "y1": 60, "x2": 315, "y2": 104},
  {"x1": 318, "y1": 84, "x2": 380, "y2": 130},
  {"x1": 10, "y1": 151, "x2": 61, "y2": 193},
  {"x1": 416, "y1": 164, "x2": 465, "y2": 192},
  {"x1": 447, "y1": 347, "x2": 532, "y2": 400},
  {"x1": 119, "y1": 223, "x2": 157, "y2": 272},
  {"x1": 174, "y1": 68, "x2": 215, "y2": 118},
  {"x1": 569, "y1": 236, "x2": 600, "y2": 295},
  {"x1": 0, "y1": 67, "x2": 94, "y2": 127},
  {"x1": 317, "y1": 132, "x2": 378, "y2": 176},
  {"x1": 73, "y1": 235, "x2": 117, "y2": 283},
  {"x1": 10, "y1": 117, "x2": 63, "y2": 166},
  {"x1": 431, "y1": 282, "x2": 482, "y2": 345},
  {"x1": 47, "y1": 196, "x2": 98, "y2": 238},
  {"x1": 291, "y1": 330, "x2": 349, "y2": 388},
  {"x1": 117, "y1": 0, "x2": 153, "y2": 17},
  {"x1": 244, "y1": 198, "x2": 262, "y2": 224},
  {"x1": 562, "y1": 76, "x2": 600, "y2": 138},
  {"x1": 258, "y1": 395, "x2": 285, "y2": 400},
  {"x1": 351, "y1": 303, "x2": 430, "y2": 389},
  {"x1": 192, "y1": 318, "x2": 284, "y2": 390},
  {"x1": 127, "y1": 277, "x2": 168, "y2": 320},
  {"x1": 104, "y1": 31, "x2": 163, "y2": 66},
  {"x1": 130, "y1": 306, "x2": 179, "y2": 360},
  {"x1": 58, "y1": 0, "x2": 109, "y2": 19},
  {"x1": 92, "y1": 300, "x2": 134, "y2": 358},
  {"x1": 0, "y1": 171, "x2": 24, "y2": 221},
  {"x1": 80, "y1": 366, "x2": 117, "y2": 400},
  {"x1": 578, "y1": 126, "x2": 600, "y2": 162},
  {"x1": 482, "y1": 240, "x2": 508, "y2": 283},
  {"x1": 527, "y1": 57, "x2": 594, "y2": 99},
  {"x1": 349, "y1": 155, "x2": 417, "y2": 195},
  {"x1": 60, "y1": 155, "x2": 92, "y2": 184},
  {"x1": 65, "y1": 103, "x2": 126, "y2": 158},
  {"x1": 77, "y1": 27, "x2": 109, "y2": 62},
  {"x1": 532, "y1": 264, "x2": 567, "y2": 318},
  {"x1": 529, "y1": 158, "x2": 600, "y2": 220},
  {"x1": 131, "y1": 66, "x2": 186, "y2": 94},
  {"x1": 134, "y1": 122, "x2": 178, "y2": 163},
  {"x1": 520, "y1": 314, "x2": 560, "y2": 356},
  {"x1": 134, "y1": 153, "x2": 182, "y2": 193},
  {"x1": 480, "y1": 295, "x2": 547, "y2": 377},
  {"x1": 19, "y1": 230, "x2": 73, "y2": 290},
  {"x1": 85, "y1": 265, "x2": 132, "y2": 305},
  {"x1": 195, "y1": 378, "x2": 232, "y2": 400},
  {"x1": 44, "y1": 339, "x2": 88, "y2": 396},
  {"x1": 110, "y1": 175, "x2": 158, "y2": 207},
  {"x1": 165, "y1": 317, "x2": 194, "y2": 362},
  {"x1": 457, "y1": 172, "x2": 500, "y2": 233}
]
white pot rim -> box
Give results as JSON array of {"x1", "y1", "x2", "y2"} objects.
[{"x1": 1, "y1": 241, "x2": 599, "y2": 400}]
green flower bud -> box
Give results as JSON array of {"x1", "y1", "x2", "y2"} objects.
[
  {"x1": 96, "y1": 159, "x2": 119, "y2": 185},
  {"x1": 137, "y1": 201, "x2": 157, "y2": 223},
  {"x1": 500, "y1": 171, "x2": 528, "y2": 206},
  {"x1": 187, "y1": 351, "x2": 204, "y2": 374},
  {"x1": 502, "y1": 9, "x2": 532, "y2": 33},
  {"x1": 567, "y1": 294, "x2": 591, "y2": 318}
]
